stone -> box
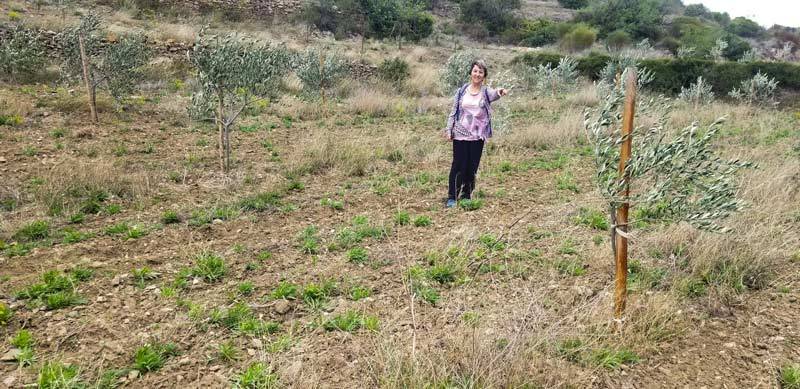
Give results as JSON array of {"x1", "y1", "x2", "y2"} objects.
[
  {"x1": 128, "y1": 370, "x2": 139, "y2": 380},
  {"x1": 274, "y1": 300, "x2": 291, "y2": 315},
  {"x1": 1, "y1": 348, "x2": 21, "y2": 362}
]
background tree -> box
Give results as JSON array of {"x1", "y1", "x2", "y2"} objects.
[
  {"x1": 295, "y1": 48, "x2": 349, "y2": 104},
  {"x1": 0, "y1": 24, "x2": 46, "y2": 81},
  {"x1": 58, "y1": 14, "x2": 150, "y2": 122},
  {"x1": 575, "y1": 0, "x2": 666, "y2": 40},
  {"x1": 189, "y1": 33, "x2": 292, "y2": 172}
]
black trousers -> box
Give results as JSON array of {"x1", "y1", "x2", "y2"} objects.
[{"x1": 448, "y1": 139, "x2": 484, "y2": 201}]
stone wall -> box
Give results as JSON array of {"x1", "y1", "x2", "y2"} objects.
[{"x1": 161, "y1": 0, "x2": 303, "y2": 17}]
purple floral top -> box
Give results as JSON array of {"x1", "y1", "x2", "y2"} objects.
[{"x1": 444, "y1": 84, "x2": 501, "y2": 141}]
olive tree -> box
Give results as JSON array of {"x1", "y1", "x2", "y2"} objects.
[
  {"x1": 0, "y1": 24, "x2": 46, "y2": 81},
  {"x1": 189, "y1": 33, "x2": 292, "y2": 172},
  {"x1": 584, "y1": 68, "x2": 752, "y2": 253},
  {"x1": 295, "y1": 48, "x2": 348, "y2": 104},
  {"x1": 58, "y1": 14, "x2": 150, "y2": 122}
]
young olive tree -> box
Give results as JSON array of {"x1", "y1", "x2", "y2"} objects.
[
  {"x1": 518, "y1": 56, "x2": 578, "y2": 96},
  {"x1": 189, "y1": 33, "x2": 292, "y2": 172},
  {"x1": 584, "y1": 68, "x2": 752, "y2": 254},
  {"x1": 679, "y1": 76, "x2": 715, "y2": 108},
  {"x1": 440, "y1": 50, "x2": 478, "y2": 95},
  {"x1": 295, "y1": 48, "x2": 348, "y2": 104},
  {"x1": 58, "y1": 14, "x2": 150, "y2": 122},
  {"x1": 0, "y1": 24, "x2": 46, "y2": 81},
  {"x1": 729, "y1": 71, "x2": 779, "y2": 107}
]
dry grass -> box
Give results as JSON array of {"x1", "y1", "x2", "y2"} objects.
[
  {"x1": 289, "y1": 133, "x2": 378, "y2": 177},
  {"x1": 345, "y1": 87, "x2": 412, "y2": 118},
  {"x1": 408, "y1": 64, "x2": 442, "y2": 97},
  {"x1": 499, "y1": 106, "x2": 584, "y2": 150},
  {"x1": 32, "y1": 159, "x2": 152, "y2": 216}
]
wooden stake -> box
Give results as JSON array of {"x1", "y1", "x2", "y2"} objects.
[
  {"x1": 614, "y1": 68, "x2": 637, "y2": 319},
  {"x1": 78, "y1": 33, "x2": 98, "y2": 123}
]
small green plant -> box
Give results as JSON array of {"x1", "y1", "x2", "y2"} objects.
[
  {"x1": 0, "y1": 114, "x2": 23, "y2": 126},
  {"x1": 590, "y1": 348, "x2": 639, "y2": 370},
  {"x1": 13, "y1": 220, "x2": 50, "y2": 242},
  {"x1": 555, "y1": 258, "x2": 586, "y2": 276},
  {"x1": 320, "y1": 197, "x2": 344, "y2": 210},
  {"x1": 729, "y1": 71, "x2": 779, "y2": 106},
  {"x1": 271, "y1": 281, "x2": 299, "y2": 300},
  {"x1": 297, "y1": 225, "x2": 320, "y2": 254},
  {"x1": 478, "y1": 234, "x2": 506, "y2": 251},
  {"x1": 302, "y1": 282, "x2": 335, "y2": 308},
  {"x1": 0, "y1": 302, "x2": 13, "y2": 325},
  {"x1": 237, "y1": 281, "x2": 255, "y2": 296},
  {"x1": 574, "y1": 207, "x2": 609, "y2": 230},
  {"x1": 161, "y1": 210, "x2": 181, "y2": 224},
  {"x1": 378, "y1": 57, "x2": 410, "y2": 84},
  {"x1": 11, "y1": 329, "x2": 35, "y2": 349},
  {"x1": 556, "y1": 338, "x2": 584, "y2": 362},
  {"x1": 62, "y1": 228, "x2": 92, "y2": 244},
  {"x1": 192, "y1": 251, "x2": 226, "y2": 282},
  {"x1": 257, "y1": 250, "x2": 272, "y2": 261},
  {"x1": 427, "y1": 263, "x2": 459, "y2": 284},
  {"x1": 323, "y1": 310, "x2": 379, "y2": 332},
  {"x1": 411, "y1": 280, "x2": 440, "y2": 305},
  {"x1": 677, "y1": 276, "x2": 708, "y2": 297},
  {"x1": 38, "y1": 361, "x2": 84, "y2": 388},
  {"x1": 413, "y1": 215, "x2": 432, "y2": 227},
  {"x1": 132, "y1": 267, "x2": 157, "y2": 288},
  {"x1": 232, "y1": 362, "x2": 278, "y2": 389},
  {"x1": 218, "y1": 341, "x2": 239, "y2": 363},
  {"x1": 68, "y1": 213, "x2": 85, "y2": 224},
  {"x1": 349, "y1": 284, "x2": 372, "y2": 300},
  {"x1": 458, "y1": 198, "x2": 484, "y2": 211},
  {"x1": 105, "y1": 222, "x2": 130, "y2": 235},
  {"x1": 133, "y1": 342, "x2": 178, "y2": 373},
  {"x1": 393, "y1": 210, "x2": 410, "y2": 226},
  {"x1": 780, "y1": 363, "x2": 800, "y2": 389},
  {"x1": 556, "y1": 171, "x2": 579, "y2": 193},
  {"x1": 23, "y1": 145, "x2": 38, "y2": 157},
  {"x1": 347, "y1": 247, "x2": 369, "y2": 264},
  {"x1": 15, "y1": 270, "x2": 86, "y2": 310}
]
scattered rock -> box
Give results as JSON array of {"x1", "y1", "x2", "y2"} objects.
[
  {"x1": 1, "y1": 348, "x2": 21, "y2": 362},
  {"x1": 723, "y1": 342, "x2": 736, "y2": 348},
  {"x1": 3, "y1": 374, "x2": 16, "y2": 386},
  {"x1": 274, "y1": 300, "x2": 291, "y2": 315},
  {"x1": 284, "y1": 360, "x2": 303, "y2": 382},
  {"x1": 251, "y1": 338, "x2": 263, "y2": 348},
  {"x1": 128, "y1": 370, "x2": 140, "y2": 380}
]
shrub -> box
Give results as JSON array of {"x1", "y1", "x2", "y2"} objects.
[
  {"x1": 0, "y1": 24, "x2": 46, "y2": 80},
  {"x1": 560, "y1": 24, "x2": 597, "y2": 52},
  {"x1": 378, "y1": 58, "x2": 410, "y2": 84},
  {"x1": 558, "y1": 0, "x2": 588, "y2": 9},
  {"x1": 501, "y1": 19, "x2": 558, "y2": 47},
  {"x1": 605, "y1": 30, "x2": 632, "y2": 51},
  {"x1": 517, "y1": 56, "x2": 578, "y2": 95},
  {"x1": 729, "y1": 71, "x2": 779, "y2": 106},
  {"x1": 575, "y1": 0, "x2": 666, "y2": 40},
  {"x1": 679, "y1": 76, "x2": 715, "y2": 107},
  {"x1": 726, "y1": 16, "x2": 763, "y2": 38},
  {"x1": 459, "y1": 0, "x2": 521, "y2": 36},
  {"x1": 296, "y1": 48, "x2": 348, "y2": 101},
  {"x1": 440, "y1": 50, "x2": 478, "y2": 94}
]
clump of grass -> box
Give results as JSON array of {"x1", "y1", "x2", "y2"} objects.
[
  {"x1": 323, "y1": 310, "x2": 379, "y2": 332},
  {"x1": 38, "y1": 361, "x2": 84, "y2": 388},
  {"x1": 574, "y1": 207, "x2": 609, "y2": 230},
  {"x1": 161, "y1": 210, "x2": 181, "y2": 224},
  {"x1": 132, "y1": 267, "x2": 158, "y2": 288},
  {"x1": 0, "y1": 302, "x2": 13, "y2": 325},
  {"x1": 297, "y1": 225, "x2": 320, "y2": 254},
  {"x1": 270, "y1": 281, "x2": 299, "y2": 300},
  {"x1": 62, "y1": 228, "x2": 92, "y2": 244},
  {"x1": 232, "y1": 362, "x2": 278, "y2": 389},
  {"x1": 413, "y1": 215, "x2": 432, "y2": 227},
  {"x1": 347, "y1": 247, "x2": 369, "y2": 264},
  {"x1": 133, "y1": 342, "x2": 179, "y2": 373},
  {"x1": 191, "y1": 251, "x2": 226, "y2": 282},
  {"x1": 590, "y1": 348, "x2": 640, "y2": 370},
  {"x1": 780, "y1": 363, "x2": 800, "y2": 389},
  {"x1": 320, "y1": 197, "x2": 344, "y2": 210},
  {"x1": 556, "y1": 171, "x2": 579, "y2": 193},
  {"x1": 478, "y1": 234, "x2": 506, "y2": 251},
  {"x1": 237, "y1": 281, "x2": 255, "y2": 296},
  {"x1": 15, "y1": 270, "x2": 87, "y2": 310},
  {"x1": 238, "y1": 191, "x2": 284, "y2": 212},
  {"x1": 188, "y1": 205, "x2": 240, "y2": 226},
  {"x1": 555, "y1": 258, "x2": 586, "y2": 276},
  {"x1": 10, "y1": 329, "x2": 36, "y2": 367},
  {"x1": 556, "y1": 338, "x2": 584, "y2": 362},
  {"x1": 13, "y1": 220, "x2": 50, "y2": 242},
  {"x1": 349, "y1": 285, "x2": 372, "y2": 301},
  {"x1": 209, "y1": 303, "x2": 281, "y2": 336},
  {"x1": 458, "y1": 199, "x2": 483, "y2": 211},
  {"x1": 628, "y1": 260, "x2": 666, "y2": 291},
  {"x1": 393, "y1": 210, "x2": 410, "y2": 225},
  {"x1": 332, "y1": 216, "x2": 389, "y2": 250},
  {"x1": 218, "y1": 341, "x2": 239, "y2": 363},
  {"x1": 302, "y1": 281, "x2": 337, "y2": 308}
]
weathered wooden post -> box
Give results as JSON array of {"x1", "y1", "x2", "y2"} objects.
[{"x1": 614, "y1": 68, "x2": 637, "y2": 319}]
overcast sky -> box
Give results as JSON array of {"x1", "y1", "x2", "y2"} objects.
[{"x1": 682, "y1": 0, "x2": 799, "y2": 28}]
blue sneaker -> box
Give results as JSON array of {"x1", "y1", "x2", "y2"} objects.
[{"x1": 445, "y1": 199, "x2": 457, "y2": 208}]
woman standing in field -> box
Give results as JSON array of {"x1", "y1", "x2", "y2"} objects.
[{"x1": 443, "y1": 60, "x2": 507, "y2": 208}]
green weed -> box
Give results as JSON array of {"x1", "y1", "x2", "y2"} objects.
[
  {"x1": 132, "y1": 267, "x2": 158, "y2": 288},
  {"x1": 347, "y1": 247, "x2": 369, "y2": 264},
  {"x1": 271, "y1": 281, "x2": 299, "y2": 300},
  {"x1": 590, "y1": 348, "x2": 640, "y2": 370},
  {"x1": 161, "y1": 210, "x2": 181, "y2": 224},
  {"x1": 192, "y1": 251, "x2": 226, "y2": 282},
  {"x1": 237, "y1": 281, "x2": 255, "y2": 296},
  {"x1": 13, "y1": 220, "x2": 50, "y2": 242},
  {"x1": 574, "y1": 208, "x2": 609, "y2": 230},
  {"x1": 393, "y1": 210, "x2": 410, "y2": 225},
  {"x1": 321, "y1": 198, "x2": 344, "y2": 210},
  {"x1": 323, "y1": 310, "x2": 379, "y2": 332},
  {"x1": 0, "y1": 302, "x2": 13, "y2": 325},
  {"x1": 458, "y1": 199, "x2": 484, "y2": 211},
  {"x1": 38, "y1": 361, "x2": 84, "y2": 388},
  {"x1": 413, "y1": 215, "x2": 432, "y2": 227},
  {"x1": 232, "y1": 362, "x2": 278, "y2": 389},
  {"x1": 133, "y1": 342, "x2": 178, "y2": 373},
  {"x1": 555, "y1": 258, "x2": 586, "y2": 276},
  {"x1": 349, "y1": 285, "x2": 372, "y2": 301},
  {"x1": 218, "y1": 341, "x2": 239, "y2": 362},
  {"x1": 780, "y1": 363, "x2": 800, "y2": 389},
  {"x1": 556, "y1": 171, "x2": 579, "y2": 193}
]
